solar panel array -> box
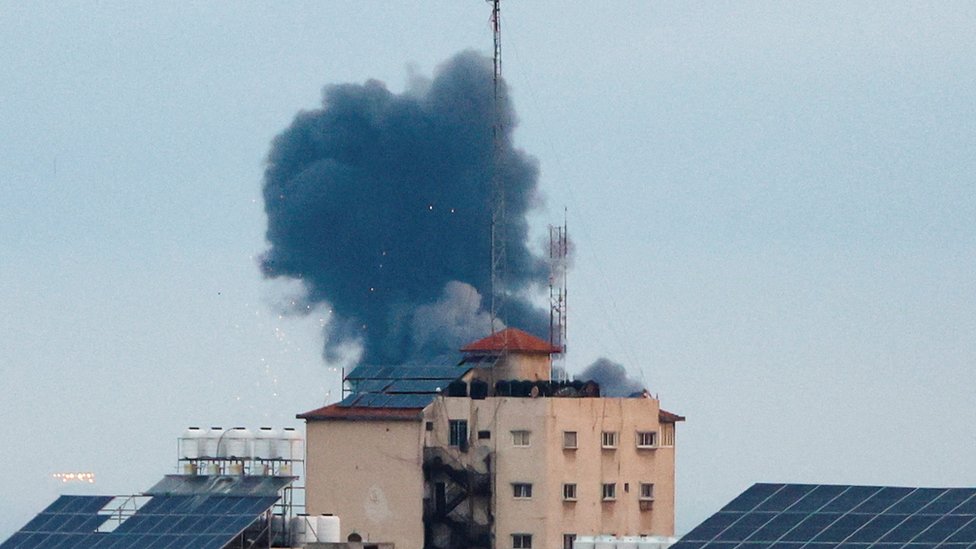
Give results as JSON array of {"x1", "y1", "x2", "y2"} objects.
[
  {"x1": 338, "y1": 392, "x2": 436, "y2": 408},
  {"x1": 1, "y1": 493, "x2": 278, "y2": 549},
  {"x1": 344, "y1": 364, "x2": 467, "y2": 381},
  {"x1": 146, "y1": 474, "x2": 294, "y2": 497},
  {"x1": 674, "y1": 483, "x2": 976, "y2": 549},
  {"x1": 339, "y1": 363, "x2": 468, "y2": 408}
]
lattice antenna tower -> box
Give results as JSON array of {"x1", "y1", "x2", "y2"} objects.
[
  {"x1": 549, "y1": 214, "x2": 568, "y2": 377},
  {"x1": 489, "y1": 0, "x2": 507, "y2": 338}
]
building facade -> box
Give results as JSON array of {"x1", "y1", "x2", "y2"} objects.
[{"x1": 299, "y1": 328, "x2": 683, "y2": 549}]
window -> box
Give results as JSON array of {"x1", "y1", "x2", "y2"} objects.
[
  {"x1": 425, "y1": 421, "x2": 433, "y2": 431},
  {"x1": 639, "y1": 483, "x2": 655, "y2": 501},
  {"x1": 601, "y1": 431, "x2": 618, "y2": 449},
  {"x1": 563, "y1": 534, "x2": 577, "y2": 549},
  {"x1": 478, "y1": 430, "x2": 491, "y2": 440},
  {"x1": 602, "y1": 483, "x2": 617, "y2": 501},
  {"x1": 563, "y1": 431, "x2": 577, "y2": 449},
  {"x1": 562, "y1": 483, "x2": 577, "y2": 501},
  {"x1": 513, "y1": 483, "x2": 533, "y2": 499},
  {"x1": 449, "y1": 420, "x2": 467, "y2": 447},
  {"x1": 637, "y1": 431, "x2": 658, "y2": 448},
  {"x1": 512, "y1": 533, "x2": 532, "y2": 548},
  {"x1": 512, "y1": 430, "x2": 530, "y2": 447}
]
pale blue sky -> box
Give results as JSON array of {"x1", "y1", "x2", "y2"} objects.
[{"x1": 2, "y1": 1, "x2": 975, "y2": 539}]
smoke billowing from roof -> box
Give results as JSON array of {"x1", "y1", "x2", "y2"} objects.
[
  {"x1": 579, "y1": 358, "x2": 646, "y2": 397},
  {"x1": 260, "y1": 51, "x2": 548, "y2": 364}
]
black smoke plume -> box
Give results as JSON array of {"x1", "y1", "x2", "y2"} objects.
[
  {"x1": 579, "y1": 358, "x2": 646, "y2": 397},
  {"x1": 260, "y1": 51, "x2": 548, "y2": 364}
]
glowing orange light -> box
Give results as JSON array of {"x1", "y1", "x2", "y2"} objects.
[{"x1": 52, "y1": 472, "x2": 95, "y2": 484}]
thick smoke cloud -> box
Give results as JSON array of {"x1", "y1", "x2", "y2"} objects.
[
  {"x1": 261, "y1": 51, "x2": 548, "y2": 364},
  {"x1": 578, "y1": 358, "x2": 646, "y2": 397}
]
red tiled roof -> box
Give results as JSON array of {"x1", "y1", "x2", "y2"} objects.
[
  {"x1": 298, "y1": 403, "x2": 424, "y2": 422},
  {"x1": 659, "y1": 409, "x2": 686, "y2": 423},
  {"x1": 461, "y1": 327, "x2": 561, "y2": 354}
]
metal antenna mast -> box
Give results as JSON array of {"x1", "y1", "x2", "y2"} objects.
[
  {"x1": 489, "y1": 0, "x2": 506, "y2": 336},
  {"x1": 549, "y1": 212, "x2": 568, "y2": 376}
]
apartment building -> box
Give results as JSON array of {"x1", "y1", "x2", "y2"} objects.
[{"x1": 299, "y1": 328, "x2": 683, "y2": 549}]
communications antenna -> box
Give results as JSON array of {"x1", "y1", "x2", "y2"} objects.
[
  {"x1": 488, "y1": 0, "x2": 506, "y2": 338},
  {"x1": 549, "y1": 213, "x2": 568, "y2": 377}
]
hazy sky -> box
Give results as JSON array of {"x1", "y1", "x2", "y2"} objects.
[{"x1": 2, "y1": 1, "x2": 975, "y2": 540}]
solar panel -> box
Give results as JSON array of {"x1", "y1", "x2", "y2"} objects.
[
  {"x1": 146, "y1": 474, "x2": 294, "y2": 497},
  {"x1": 385, "y1": 378, "x2": 448, "y2": 393},
  {"x1": 673, "y1": 483, "x2": 976, "y2": 549},
  {"x1": 1, "y1": 492, "x2": 281, "y2": 549},
  {"x1": 344, "y1": 363, "x2": 467, "y2": 381}
]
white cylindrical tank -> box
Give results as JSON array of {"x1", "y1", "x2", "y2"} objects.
[
  {"x1": 204, "y1": 427, "x2": 224, "y2": 458},
  {"x1": 317, "y1": 515, "x2": 341, "y2": 543},
  {"x1": 254, "y1": 427, "x2": 280, "y2": 460},
  {"x1": 617, "y1": 536, "x2": 639, "y2": 549},
  {"x1": 290, "y1": 515, "x2": 309, "y2": 547},
  {"x1": 279, "y1": 427, "x2": 303, "y2": 461},
  {"x1": 301, "y1": 514, "x2": 321, "y2": 543},
  {"x1": 573, "y1": 537, "x2": 596, "y2": 549},
  {"x1": 224, "y1": 427, "x2": 252, "y2": 459},
  {"x1": 181, "y1": 427, "x2": 205, "y2": 459},
  {"x1": 594, "y1": 536, "x2": 616, "y2": 549}
]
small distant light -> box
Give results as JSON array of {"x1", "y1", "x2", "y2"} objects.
[
  {"x1": 53, "y1": 472, "x2": 95, "y2": 484},
  {"x1": 428, "y1": 205, "x2": 433, "y2": 210}
]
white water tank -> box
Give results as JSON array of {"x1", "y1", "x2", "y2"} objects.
[
  {"x1": 617, "y1": 537, "x2": 639, "y2": 549},
  {"x1": 573, "y1": 537, "x2": 596, "y2": 549},
  {"x1": 254, "y1": 427, "x2": 280, "y2": 460},
  {"x1": 181, "y1": 427, "x2": 205, "y2": 459},
  {"x1": 224, "y1": 427, "x2": 252, "y2": 459},
  {"x1": 290, "y1": 515, "x2": 310, "y2": 546},
  {"x1": 279, "y1": 427, "x2": 303, "y2": 461},
  {"x1": 317, "y1": 515, "x2": 341, "y2": 543},
  {"x1": 204, "y1": 427, "x2": 224, "y2": 458},
  {"x1": 301, "y1": 514, "x2": 321, "y2": 543},
  {"x1": 594, "y1": 536, "x2": 616, "y2": 549}
]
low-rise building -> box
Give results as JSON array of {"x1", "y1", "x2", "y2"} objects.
[{"x1": 299, "y1": 328, "x2": 684, "y2": 549}]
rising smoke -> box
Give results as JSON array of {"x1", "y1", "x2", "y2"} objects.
[
  {"x1": 578, "y1": 358, "x2": 647, "y2": 397},
  {"x1": 260, "y1": 51, "x2": 548, "y2": 364}
]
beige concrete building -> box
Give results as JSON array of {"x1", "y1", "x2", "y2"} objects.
[{"x1": 299, "y1": 328, "x2": 683, "y2": 549}]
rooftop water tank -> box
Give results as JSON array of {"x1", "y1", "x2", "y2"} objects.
[
  {"x1": 290, "y1": 515, "x2": 309, "y2": 547},
  {"x1": 204, "y1": 427, "x2": 224, "y2": 459},
  {"x1": 223, "y1": 427, "x2": 252, "y2": 460},
  {"x1": 254, "y1": 427, "x2": 280, "y2": 461},
  {"x1": 317, "y1": 515, "x2": 341, "y2": 543},
  {"x1": 573, "y1": 537, "x2": 596, "y2": 549},
  {"x1": 180, "y1": 427, "x2": 205, "y2": 460},
  {"x1": 279, "y1": 427, "x2": 303, "y2": 462},
  {"x1": 617, "y1": 536, "x2": 639, "y2": 549},
  {"x1": 594, "y1": 536, "x2": 616, "y2": 549}
]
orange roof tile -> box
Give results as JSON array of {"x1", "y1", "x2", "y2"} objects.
[
  {"x1": 461, "y1": 327, "x2": 561, "y2": 354},
  {"x1": 298, "y1": 403, "x2": 425, "y2": 422}
]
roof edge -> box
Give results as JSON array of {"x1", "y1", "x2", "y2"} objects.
[{"x1": 659, "y1": 409, "x2": 686, "y2": 423}]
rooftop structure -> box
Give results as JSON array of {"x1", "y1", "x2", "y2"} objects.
[{"x1": 300, "y1": 328, "x2": 683, "y2": 549}]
